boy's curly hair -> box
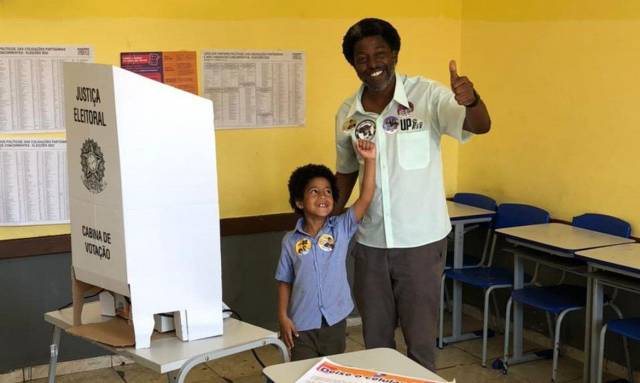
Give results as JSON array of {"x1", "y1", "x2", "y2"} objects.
[{"x1": 288, "y1": 164, "x2": 339, "y2": 215}]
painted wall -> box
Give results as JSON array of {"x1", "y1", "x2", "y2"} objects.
[
  {"x1": 0, "y1": 0, "x2": 464, "y2": 241},
  {"x1": 457, "y1": 1, "x2": 640, "y2": 372},
  {"x1": 458, "y1": 1, "x2": 640, "y2": 232}
]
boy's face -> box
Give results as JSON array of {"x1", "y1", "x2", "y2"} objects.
[{"x1": 296, "y1": 177, "x2": 334, "y2": 220}]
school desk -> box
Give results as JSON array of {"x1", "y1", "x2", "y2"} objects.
[
  {"x1": 576, "y1": 243, "x2": 640, "y2": 383},
  {"x1": 495, "y1": 223, "x2": 633, "y2": 373},
  {"x1": 444, "y1": 200, "x2": 496, "y2": 344}
]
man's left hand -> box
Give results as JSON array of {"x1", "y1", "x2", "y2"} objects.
[{"x1": 449, "y1": 60, "x2": 477, "y2": 107}]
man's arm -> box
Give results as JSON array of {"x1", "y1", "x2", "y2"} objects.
[
  {"x1": 463, "y1": 98, "x2": 491, "y2": 134},
  {"x1": 449, "y1": 60, "x2": 491, "y2": 134},
  {"x1": 334, "y1": 171, "x2": 359, "y2": 214}
]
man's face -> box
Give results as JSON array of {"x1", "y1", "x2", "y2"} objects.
[{"x1": 352, "y1": 35, "x2": 397, "y2": 92}]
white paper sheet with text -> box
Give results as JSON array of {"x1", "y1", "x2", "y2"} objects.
[
  {"x1": 201, "y1": 50, "x2": 304, "y2": 129},
  {"x1": 0, "y1": 138, "x2": 69, "y2": 225},
  {"x1": 0, "y1": 46, "x2": 93, "y2": 133}
]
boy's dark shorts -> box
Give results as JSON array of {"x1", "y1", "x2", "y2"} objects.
[{"x1": 291, "y1": 318, "x2": 347, "y2": 361}]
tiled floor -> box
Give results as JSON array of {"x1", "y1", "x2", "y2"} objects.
[{"x1": 32, "y1": 315, "x2": 614, "y2": 383}]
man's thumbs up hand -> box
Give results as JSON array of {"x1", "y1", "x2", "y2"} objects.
[{"x1": 449, "y1": 60, "x2": 478, "y2": 107}]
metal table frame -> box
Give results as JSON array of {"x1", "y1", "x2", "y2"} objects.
[
  {"x1": 493, "y1": 223, "x2": 633, "y2": 379},
  {"x1": 443, "y1": 201, "x2": 495, "y2": 345},
  {"x1": 45, "y1": 302, "x2": 289, "y2": 383},
  {"x1": 578, "y1": 244, "x2": 640, "y2": 383}
]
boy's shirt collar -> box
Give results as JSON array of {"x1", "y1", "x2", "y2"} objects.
[{"x1": 294, "y1": 216, "x2": 335, "y2": 237}]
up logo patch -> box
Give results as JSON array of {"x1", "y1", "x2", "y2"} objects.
[
  {"x1": 295, "y1": 239, "x2": 311, "y2": 256},
  {"x1": 318, "y1": 234, "x2": 335, "y2": 252},
  {"x1": 355, "y1": 119, "x2": 376, "y2": 141}
]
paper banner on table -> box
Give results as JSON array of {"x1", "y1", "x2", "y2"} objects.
[
  {"x1": 295, "y1": 358, "x2": 454, "y2": 383},
  {"x1": 120, "y1": 51, "x2": 198, "y2": 94}
]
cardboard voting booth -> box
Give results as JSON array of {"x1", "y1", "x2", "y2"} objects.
[{"x1": 63, "y1": 62, "x2": 223, "y2": 349}]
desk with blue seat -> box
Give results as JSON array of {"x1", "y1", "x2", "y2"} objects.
[
  {"x1": 445, "y1": 200, "x2": 496, "y2": 344},
  {"x1": 576, "y1": 243, "x2": 640, "y2": 383},
  {"x1": 494, "y1": 223, "x2": 633, "y2": 377}
]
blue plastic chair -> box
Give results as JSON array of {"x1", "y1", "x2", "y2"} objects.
[
  {"x1": 439, "y1": 203, "x2": 550, "y2": 366},
  {"x1": 598, "y1": 318, "x2": 639, "y2": 383},
  {"x1": 503, "y1": 213, "x2": 632, "y2": 383},
  {"x1": 446, "y1": 193, "x2": 498, "y2": 269}
]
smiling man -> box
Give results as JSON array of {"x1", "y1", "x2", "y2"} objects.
[{"x1": 334, "y1": 18, "x2": 491, "y2": 371}]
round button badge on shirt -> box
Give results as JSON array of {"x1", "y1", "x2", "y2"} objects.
[
  {"x1": 318, "y1": 234, "x2": 335, "y2": 252},
  {"x1": 383, "y1": 116, "x2": 399, "y2": 134},
  {"x1": 355, "y1": 119, "x2": 376, "y2": 141},
  {"x1": 294, "y1": 239, "x2": 311, "y2": 256}
]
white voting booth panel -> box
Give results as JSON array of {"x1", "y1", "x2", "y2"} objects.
[{"x1": 63, "y1": 62, "x2": 223, "y2": 349}]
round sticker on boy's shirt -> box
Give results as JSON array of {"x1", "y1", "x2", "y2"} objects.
[
  {"x1": 355, "y1": 119, "x2": 376, "y2": 141},
  {"x1": 295, "y1": 239, "x2": 311, "y2": 256},
  {"x1": 383, "y1": 116, "x2": 399, "y2": 134},
  {"x1": 342, "y1": 118, "x2": 356, "y2": 131},
  {"x1": 318, "y1": 234, "x2": 335, "y2": 252}
]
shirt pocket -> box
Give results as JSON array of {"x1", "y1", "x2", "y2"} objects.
[{"x1": 398, "y1": 130, "x2": 430, "y2": 170}]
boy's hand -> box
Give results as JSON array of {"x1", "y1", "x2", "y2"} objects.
[
  {"x1": 356, "y1": 139, "x2": 376, "y2": 160},
  {"x1": 279, "y1": 316, "x2": 298, "y2": 350}
]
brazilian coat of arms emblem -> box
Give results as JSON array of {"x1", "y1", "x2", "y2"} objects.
[{"x1": 80, "y1": 138, "x2": 106, "y2": 193}]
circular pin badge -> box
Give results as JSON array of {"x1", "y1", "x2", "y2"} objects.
[
  {"x1": 355, "y1": 119, "x2": 376, "y2": 141},
  {"x1": 397, "y1": 101, "x2": 415, "y2": 117},
  {"x1": 318, "y1": 234, "x2": 335, "y2": 252},
  {"x1": 342, "y1": 118, "x2": 356, "y2": 131},
  {"x1": 383, "y1": 116, "x2": 399, "y2": 134},
  {"x1": 295, "y1": 239, "x2": 311, "y2": 256}
]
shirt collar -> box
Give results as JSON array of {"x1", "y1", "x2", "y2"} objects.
[
  {"x1": 294, "y1": 216, "x2": 335, "y2": 237},
  {"x1": 345, "y1": 73, "x2": 409, "y2": 119}
]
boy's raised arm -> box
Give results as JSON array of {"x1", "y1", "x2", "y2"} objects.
[{"x1": 351, "y1": 139, "x2": 376, "y2": 222}]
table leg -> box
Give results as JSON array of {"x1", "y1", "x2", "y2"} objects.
[
  {"x1": 452, "y1": 223, "x2": 464, "y2": 338},
  {"x1": 443, "y1": 223, "x2": 483, "y2": 344},
  {"x1": 588, "y1": 274, "x2": 604, "y2": 383},
  {"x1": 497, "y1": 252, "x2": 552, "y2": 369},
  {"x1": 168, "y1": 338, "x2": 290, "y2": 383},
  {"x1": 270, "y1": 338, "x2": 290, "y2": 363},
  {"x1": 583, "y1": 266, "x2": 593, "y2": 383},
  {"x1": 47, "y1": 326, "x2": 62, "y2": 383},
  {"x1": 512, "y1": 253, "x2": 524, "y2": 359}
]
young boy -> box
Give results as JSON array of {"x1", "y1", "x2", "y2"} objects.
[{"x1": 275, "y1": 139, "x2": 375, "y2": 360}]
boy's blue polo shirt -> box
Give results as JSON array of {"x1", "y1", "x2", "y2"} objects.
[{"x1": 275, "y1": 208, "x2": 357, "y2": 332}]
